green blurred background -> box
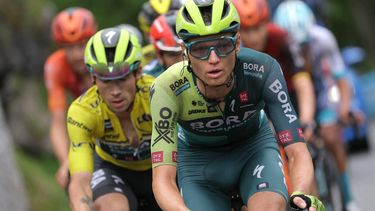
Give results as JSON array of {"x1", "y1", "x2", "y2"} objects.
[{"x1": 0, "y1": 0, "x2": 374, "y2": 210}]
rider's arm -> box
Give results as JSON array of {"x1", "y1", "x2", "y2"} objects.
[
  {"x1": 69, "y1": 172, "x2": 93, "y2": 211},
  {"x1": 44, "y1": 59, "x2": 70, "y2": 187},
  {"x1": 262, "y1": 59, "x2": 314, "y2": 194},
  {"x1": 67, "y1": 100, "x2": 96, "y2": 210},
  {"x1": 284, "y1": 142, "x2": 314, "y2": 194},
  {"x1": 149, "y1": 77, "x2": 187, "y2": 210},
  {"x1": 337, "y1": 77, "x2": 352, "y2": 122},
  {"x1": 292, "y1": 72, "x2": 315, "y2": 124},
  {"x1": 153, "y1": 165, "x2": 189, "y2": 211},
  {"x1": 50, "y1": 110, "x2": 70, "y2": 187}
]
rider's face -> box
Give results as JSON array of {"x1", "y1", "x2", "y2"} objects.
[
  {"x1": 95, "y1": 72, "x2": 138, "y2": 113},
  {"x1": 240, "y1": 21, "x2": 268, "y2": 51},
  {"x1": 158, "y1": 50, "x2": 183, "y2": 69},
  {"x1": 186, "y1": 33, "x2": 240, "y2": 87},
  {"x1": 63, "y1": 40, "x2": 87, "y2": 75}
]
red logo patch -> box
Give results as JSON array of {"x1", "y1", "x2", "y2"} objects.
[
  {"x1": 278, "y1": 130, "x2": 293, "y2": 144},
  {"x1": 172, "y1": 151, "x2": 177, "y2": 162},
  {"x1": 297, "y1": 128, "x2": 304, "y2": 139},
  {"x1": 239, "y1": 91, "x2": 249, "y2": 103},
  {"x1": 151, "y1": 151, "x2": 164, "y2": 163}
]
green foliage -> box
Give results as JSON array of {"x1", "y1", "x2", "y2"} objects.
[
  {"x1": 15, "y1": 148, "x2": 69, "y2": 211},
  {"x1": 53, "y1": 0, "x2": 147, "y2": 30}
]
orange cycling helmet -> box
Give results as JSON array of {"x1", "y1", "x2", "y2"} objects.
[
  {"x1": 52, "y1": 7, "x2": 97, "y2": 44},
  {"x1": 149, "y1": 11, "x2": 182, "y2": 53},
  {"x1": 232, "y1": 0, "x2": 269, "y2": 28}
]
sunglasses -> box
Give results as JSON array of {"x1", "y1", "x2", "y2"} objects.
[
  {"x1": 89, "y1": 61, "x2": 140, "y2": 80},
  {"x1": 185, "y1": 36, "x2": 237, "y2": 60}
]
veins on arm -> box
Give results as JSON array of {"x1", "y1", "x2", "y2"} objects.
[{"x1": 80, "y1": 195, "x2": 94, "y2": 211}]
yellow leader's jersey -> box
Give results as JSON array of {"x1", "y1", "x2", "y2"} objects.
[{"x1": 68, "y1": 75, "x2": 154, "y2": 174}]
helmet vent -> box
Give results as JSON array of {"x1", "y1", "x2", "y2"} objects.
[
  {"x1": 221, "y1": 0, "x2": 230, "y2": 19},
  {"x1": 105, "y1": 47, "x2": 116, "y2": 63},
  {"x1": 182, "y1": 7, "x2": 194, "y2": 24},
  {"x1": 124, "y1": 42, "x2": 133, "y2": 61},
  {"x1": 199, "y1": 6, "x2": 212, "y2": 26},
  {"x1": 90, "y1": 44, "x2": 97, "y2": 62}
]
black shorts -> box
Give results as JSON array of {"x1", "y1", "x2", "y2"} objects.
[{"x1": 91, "y1": 153, "x2": 161, "y2": 211}]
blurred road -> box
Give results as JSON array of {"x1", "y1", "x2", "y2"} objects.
[{"x1": 347, "y1": 119, "x2": 375, "y2": 211}]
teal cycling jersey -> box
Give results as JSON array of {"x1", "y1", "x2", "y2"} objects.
[{"x1": 150, "y1": 47, "x2": 305, "y2": 167}]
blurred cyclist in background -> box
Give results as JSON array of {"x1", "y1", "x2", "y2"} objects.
[
  {"x1": 44, "y1": 7, "x2": 97, "y2": 189},
  {"x1": 232, "y1": 0, "x2": 316, "y2": 140},
  {"x1": 142, "y1": 11, "x2": 183, "y2": 78},
  {"x1": 274, "y1": 1, "x2": 362, "y2": 210},
  {"x1": 138, "y1": 0, "x2": 182, "y2": 66},
  {"x1": 68, "y1": 27, "x2": 160, "y2": 211}
]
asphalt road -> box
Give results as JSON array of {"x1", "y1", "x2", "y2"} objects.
[{"x1": 347, "y1": 119, "x2": 375, "y2": 211}]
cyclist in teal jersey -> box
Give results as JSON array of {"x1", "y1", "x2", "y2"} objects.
[
  {"x1": 274, "y1": 1, "x2": 362, "y2": 210},
  {"x1": 150, "y1": 0, "x2": 325, "y2": 210}
]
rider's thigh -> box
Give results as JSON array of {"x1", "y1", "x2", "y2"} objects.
[
  {"x1": 246, "y1": 191, "x2": 286, "y2": 211},
  {"x1": 94, "y1": 192, "x2": 130, "y2": 211}
]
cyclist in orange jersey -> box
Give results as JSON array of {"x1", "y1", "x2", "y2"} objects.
[{"x1": 44, "y1": 7, "x2": 97, "y2": 189}]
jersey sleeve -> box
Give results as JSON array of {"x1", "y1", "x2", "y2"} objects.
[
  {"x1": 44, "y1": 54, "x2": 67, "y2": 112},
  {"x1": 150, "y1": 77, "x2": 179, "y2": 168},
  {"x1": 262, "y1": 59, "x2": 305, "y2": 147},
  {"x1": 67, "y1": 101, "x2": 97, "y2": 174},
  {"x1": 322, "y1": 30, "x2": 346, "y2": 80}
]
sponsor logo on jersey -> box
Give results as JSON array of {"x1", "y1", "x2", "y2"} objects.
[
  {"x1": 297, "y1": 128, "x2": 304, "y2": 139},
  {"x1": 90, "y1": 99, "x2": 100, "y2": 109},
  {"x1": 188, "y1": 109, "x2": 206, "y2": 115},
  {"x1": 190, "y1": 110, "x2": 256, "y2": 132},
  {"x1": 172, "y1": 151, "x2": 177, "y2": 162},
  {"x1": 257, "y1": 182, "x2": 269, "y2": 190},
  {"x1": 71, "y1": 141, "x2": 95, "y2": 151},
  {"x1": 243, "y1": 63, "x2": 264, "y2": 78},
  {"x1": 137, "y1": 113, "x2": 152, "y2": 124},
  {"x1": 153, "y1": 107, "x2": 175, "y2": 146},
  {"x1": 191, "y1": 100, "x2": 205, "y2": 106},
  {"x1": 268, "y1": 79, "x2": 297, "y2": 123},
  {"x1": 169, "y1": 77, "x2": 190, "y2": 96},
  {"x1": 239, "y1": 91, "x2": 249, "y2": 103},
  {"x1": 104, "y1": 119, "x2": 113, "y2": 131},
  {"x1": 152, "y1": 151, "x2": 164, "y2": 163},
  {"x1": 67, "y1": 117, "x2": 93, "y2": 133},
  {"x1": 278, "y1": 130, "x2": 293, "y2": 144}
]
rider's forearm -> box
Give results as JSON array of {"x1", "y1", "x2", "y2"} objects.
[
  {"x1": 337, "y1": 78, "x2": 352, "y2": 114},
  {"x1": 69, "y1": 173, "x2": 93, "y2": 211},
  {"x1": 292, "y1": 73, "x2": 316, "y2": 124},
  {"x1": 285, "y1": 142, "x2": 315, "y2": 194},
  {"x1": 50, "y1": 111, "x2": 70, "y2": 164},
  {"x1": 153, "y1": 167, "x2": 189, "y2": 211}
]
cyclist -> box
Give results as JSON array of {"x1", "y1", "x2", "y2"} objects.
[
  {"x1": 67, "y1": 28, "x2": 160, "y2": 211},
  {"x1": 150, "y1": 0, "x2": 324, "y2": 210},
  {"x1": 232, "y1": 0, "x2": 316, "y2": 140},
  {"x1": 44, "y1": 7, "x2": 97, "y2": 189},
  {"x1": 143, "y1": 11, "x2": 183, "y2": 78},
  {"x1": 138, "y1": 0, "x2": 182, "y2": 66},
  {"x1": 273, "y1": 1, "x2": 361, "y2": 211}
]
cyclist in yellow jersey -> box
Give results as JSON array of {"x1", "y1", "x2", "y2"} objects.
[{"x1": 67, "y1": 27, "x2": 160, "y2": 211}]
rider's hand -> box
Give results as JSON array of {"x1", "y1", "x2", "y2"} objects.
[
  {"x1": 55, "y1": 161, "x2": 69, "y2": 189},
  {"x1": 289, "y1": 191, "x2": 325, "y2": 211}
]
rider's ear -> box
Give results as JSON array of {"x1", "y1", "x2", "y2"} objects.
[{"x1": 235, "y1": 32, "x2": 241, "y2": 53}]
